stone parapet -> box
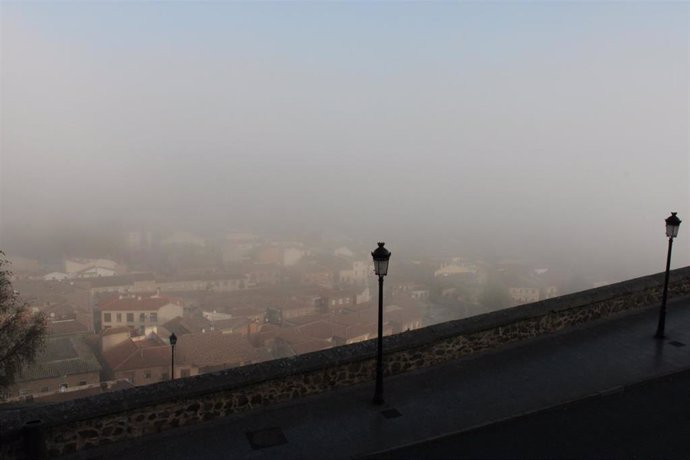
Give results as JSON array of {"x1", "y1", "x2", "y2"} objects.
[{"x1": 2, "y1": 267, "x2": 689, "y2": 458}]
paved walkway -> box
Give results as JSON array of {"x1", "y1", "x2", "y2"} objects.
[
  {"x1": 368, "y1": 367, "x2": 690, "y2": 459},
  {"x1": 67, "y1": 296, "x2": 690, "y2": 460}
]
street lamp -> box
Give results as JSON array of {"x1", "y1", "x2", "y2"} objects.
[
  {"x1": 655, "y1": 212, "x2": 682, "y2": 339},
  {"x1": 169, "y1": 332, "x2": 177, "y2": 380},
  {"x1": 372, "y1": 242, "x2": 391, "y2": 405}
]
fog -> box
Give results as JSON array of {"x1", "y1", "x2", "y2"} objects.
[{"x1": 1, "y1": 2, "x2": 689, "y2": 280}]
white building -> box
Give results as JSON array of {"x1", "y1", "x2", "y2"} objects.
[
  {"x1": 339, "y1": 261, "x2": 372, "y2": 285},
  {"x1": 100, "y1": 295, "x2": 184, "y2": 333},
  {"x1": 65, "y1": 258, "x2": 119, "y2": 275}
]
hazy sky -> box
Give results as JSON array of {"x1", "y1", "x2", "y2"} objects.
[{"x1": 1, "y1": 2, "x2": 688, "y2": 277}]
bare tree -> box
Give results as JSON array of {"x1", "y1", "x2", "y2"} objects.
[{"x1": 0, "y1": 252, "x2": 47, "y2": 390}]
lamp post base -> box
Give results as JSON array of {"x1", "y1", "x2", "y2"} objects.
[{"x1": 372, "y1": 395, "x2": 384, "y2": 405}]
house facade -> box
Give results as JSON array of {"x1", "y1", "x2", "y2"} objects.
[{"x1": 99, "y1": 295, "x2": 183, "y2": 332}]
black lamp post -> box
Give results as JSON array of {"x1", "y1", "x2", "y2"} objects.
[
  {"x1": 169, "y1": 332, "x2": 177, "y2": 380},
  {"x1": 372, "y1": 242, "x2": 391, "y2": 405},
  {"x1": 655, "y1": 212, "x2": 682, "y2": 339}
]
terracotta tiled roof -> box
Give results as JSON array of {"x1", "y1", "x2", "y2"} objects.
[
  {"x1": 101, "y1": 326, "x2": 134, "y2": 337},
  {"x1": 42, "y1": 303, "x2": 78, "y2": 317},
  {"x1": 386, "y1": 306, "x2": 422, "y2": 325},
  {"x1": 162, "y1": 316, "x2": 213, "y2": 335},
  {"x1": 17, "y1": 337, "x2": 102, "y2": 382},
  {"x1": 283, "y1": 314, "x2": 323, "y2": 327},
  {"x1": 344, "y1": 323, "x2": 377, "y2": 341},
  {"x1": 227, "y1": 307, "x2": 265, "y2": 320},
  {"x1": 176, "y1": 334, "x2": 265, "y2": 368},
  {"x1": 102, "y1": 338, "x2": 170, "y2": 371},
  {"x1": 290, "y1": 339, "x2": 333, "y2": 355},
  {"x1": 212, "y1": 317, "x2": 250, "y2": 331},
  {"x1": 102, "y1": 340, "x2": 138, "y2": 370},
  {"x1": 47, "y1": 319, "x2": 89, "y2": 336},
  {"x1": 120, "y1": 346, "x2": 169, "y2": 371},
  {"x1": 100, "y1": 296, "x2": 180, "y2": 312},
  {"x1": 297, "y1": 320, "x2": 343, "y2": 340}
]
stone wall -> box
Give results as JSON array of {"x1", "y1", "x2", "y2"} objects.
[{"x1": 2, "y1": 267, "x2": 690, "y2": 458}]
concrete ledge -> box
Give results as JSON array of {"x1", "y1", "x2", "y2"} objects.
[{"x1": 2, "y1": 267, "x2": 689, "y2": 458}]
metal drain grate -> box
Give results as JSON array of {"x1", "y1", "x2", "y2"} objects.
[
  {"x1": 246, "y1": 427, "x2": 288, "y2": 449},
  {"x1": 669, "y1": 341, "x2": 686, "y2": 347},
  {"x1": 381, "y1": 408, "x2": 402, "y2": 419}
]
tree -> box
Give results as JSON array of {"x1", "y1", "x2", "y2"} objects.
[{"x1": 0, "y1": 252, "x2": 47, "y2": 390}]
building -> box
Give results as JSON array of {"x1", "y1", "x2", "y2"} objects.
[
  {"x1": 221, "y1": 233, "x2": 259, "y2": 264},
  {"x1": 43, "y1": 272, "x2": 70, "y2": 281},
  {"x1": 99, "y1": 295, "x2": 183, "y2": 333},
  {"x1": 64, "y1": 258, "x2": 121, "y2": 277},
  {"x1": 175, "y1": 333, "x2": 270, "y2": 375},
  {"x1": 47, "y1": 318, "x2": 90, "y2": 337},
  {"x1": 160, "y1": 231, "x2": 206, "y2": 248},
  {"x1": 101, "y1": 334, "x2": 176, "y2": 385},
  {"x1": 255, "y1": 245, "x2": 305, "y2": 267},
  {"x1": 156, "y1": 273, "x2": 246, "y2": 293},
  {"x1": 87, "y1": 273, "x2": 157, "y2": 295},
  {"x1": 7, "y1": 336, "x2": 101, "y2": 399},
  {"x1": 339, "y1": 261, "x2": 372, "y2": 285},
  {"x1": 508, "y1": 286, "x2": 541, "y2": 304}
]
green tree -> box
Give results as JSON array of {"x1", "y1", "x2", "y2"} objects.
[{"x1": 0, "y1": 252, "x2": 46, "y2": 390}]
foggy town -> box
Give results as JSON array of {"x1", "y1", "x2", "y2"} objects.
[{"x1": 1, "y1": 1, "x2": 688, "y2": 459}]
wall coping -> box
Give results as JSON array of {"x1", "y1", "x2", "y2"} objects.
[{"x1": 2, "y1": 266, "x2": 689, "y2": 440}]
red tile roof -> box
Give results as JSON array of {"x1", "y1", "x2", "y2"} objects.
[
  {"x1": 291, "y1": 339, "x2": 333, "y2": 355},
  {"x1": 176, "y1": 334, "x2": 266, "y2": 368},
  {"x1": 100, "y1": 296, "x2": 180, "y2": 312},
  {"x1": 47, "y1": 319, "x2": 89, "y2": 336},
  {"x1": 162, "y1": 316, "x2": 213, "y2": 335},
  {"x1": 102, "y1": 340, "x2": 138, "y2": 370},
  {"x1": 118, "y1": 346, "x2": 170, "y2": 371},
  {"x1": 101, "y1": 326, "x2": 134, "y2": 337},
  {"x1": 212, "y1": 317, "x2": 250, "y2": 331},
  {"x1": 102, "y1": 337, "x2": 170, "y2": 371}
]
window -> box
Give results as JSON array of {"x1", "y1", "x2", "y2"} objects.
[
  {"x1": 145, "y1": 371, "x2": 151, "y2": 379},
  {"x1": 104, "y1": 312, "x2": 112, "y2": 322},
  {"x1": 139, "y1": 313, "x2": 146, "y2": 322},
  {"x1": 116, "y1": 313, "x2": 122, "y2": 322},
  {"x1": 126, "y1": 313, "x2": 134, "y2": 323},
  {"x1": 78, "y1": 381, "x2": 87, "y2": 386},
  {"x1": 150, "y1": 312, "x2": 157, "y2": 323}
]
